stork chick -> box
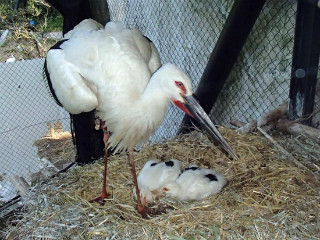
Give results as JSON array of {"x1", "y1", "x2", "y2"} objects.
[
  {"x1": 162, "y1": 165, "x2": 227, "y2": 201},
  {"x1": 133, "y1": 159, "x2": 183, "y2": 205}
]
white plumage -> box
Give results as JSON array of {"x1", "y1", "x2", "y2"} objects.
[
  {"x1": 63, "y1": 19, "x2": 103, "y2": 39},
  {"x1": 133, "y1": 159, "x2": 183, "y2": 204},
  {"x1": 162, "y1": 165, "x2": 227, "y2": 201},
  {"x1": 46, "y1": 20, "x2": 194, "y2": 153}
]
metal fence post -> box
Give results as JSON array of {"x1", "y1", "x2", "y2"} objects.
[
  {"x1": 179, "y1": 0, "x2": 266, "y2": 134},
  {"x1": 288, "y1": 0, "x2": 320, "y2": 125}
]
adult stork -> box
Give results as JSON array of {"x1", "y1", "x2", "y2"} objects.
[{"x1": 46, "y1": 20, "x2": 237, "y2": 217}]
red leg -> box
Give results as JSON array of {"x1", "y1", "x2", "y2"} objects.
[
  {"x1": 90, "y1": 123, "x2": 111, "y2": 204},
  {"x1": 129, "y1": 149, "x2": 149, "y2": 218}
]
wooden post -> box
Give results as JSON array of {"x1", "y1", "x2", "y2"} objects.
[
  {"x1": 89, "y1": 0, "x2": 110, "y2": 25},
  {"x1": 288, "y1": 0, "x2": 320, "y2": 125}
]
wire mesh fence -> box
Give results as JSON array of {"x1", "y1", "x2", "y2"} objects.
[
  {"x1": 0, "y1": 59, "x2": 70, "y2": 203},
  {"x1": 211, "y1": 0, "x2": 298, "y2": 125},
  {"x1": 1, "y1": 0, "x2": 319, "y2": 204}
]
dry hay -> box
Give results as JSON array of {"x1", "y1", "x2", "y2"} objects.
[
  {"x1": 33, "y1": 130, "x2": 76, "y2": 170},
  {"x1": 4, "y1": 128, "x2": 320, "y2": 240},
  {"x1": 274, "y1": 133, "x2": 320, "y2": 174}
]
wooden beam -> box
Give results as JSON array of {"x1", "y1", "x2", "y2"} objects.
[{"x1": 288, "y1": 0, "x2": 320, "y2": 125}]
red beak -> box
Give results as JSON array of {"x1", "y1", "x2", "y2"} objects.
[{"x1": 172, "y1": 99, "x2": 193, "y2": 117}]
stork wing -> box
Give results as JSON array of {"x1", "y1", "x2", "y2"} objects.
[{"x1": 46, "y1": 49, "x2": 98, "y2": 114}]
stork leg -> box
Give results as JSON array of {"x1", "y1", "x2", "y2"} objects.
[
  {"x1": 90, "y1": 123, "x2": 110, "y2": 204},
  {"x1": 129, "y1": 149, "x2": 150, "y2": 218}
]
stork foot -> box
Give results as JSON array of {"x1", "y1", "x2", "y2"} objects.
[
  {"x1": 136, "y1": 202, "x2": 172, "y2": 219},
  {"x1": 90, "y1": 192, "x2": 111, "y2": 205},
  {"x1": 137, "y1": 204, "x2": 153, "y2": 219}
]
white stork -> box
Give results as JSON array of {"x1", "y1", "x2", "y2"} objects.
[
  {"x1": 46, "y1": 19, "x2": 236, "y2": 217},
  {"x1": 161, "y1": 164, "x2": 227, "y2": 201}
]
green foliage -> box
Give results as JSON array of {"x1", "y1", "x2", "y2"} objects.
[
  {"x1": 0, "y1": 2, "x2": 11, "y2": 16},
  {"x1": 0, "y1": 0, "x2": 62, "y2": 32},
  {"x1": 45, "y1": 14, "x2": 63, "y2": 32},
  {"x1": 0, "y1": 0, "x2": 62, "y2": 60},
  {"x1": 0, "y1": 2, "x2": 11, "y2": 28}
]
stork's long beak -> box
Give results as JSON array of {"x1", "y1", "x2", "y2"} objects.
[{"x1": 181, "y1": 95, "x2": 238, "y2": 160}]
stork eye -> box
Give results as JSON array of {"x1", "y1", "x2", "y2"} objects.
[
  {"x1": 175, "y1": 81, "x2": 184, "y2": 87},
  {"x1": 175, "y1": 81, "x2": 187, "y2": 94}
]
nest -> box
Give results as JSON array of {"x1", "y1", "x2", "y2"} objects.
[{"x1": 4, "y1": 128, "x2": 320, "y2": 239}]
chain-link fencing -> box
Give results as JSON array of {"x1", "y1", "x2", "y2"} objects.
[
  {"x1": 1, "y1": 0, "x2": 319, "y2": 204},
  {"x1": 0, "y1": 59, "x2": 70, "y2": 203},
  {"x1": 211, "y1": 0, "x2": 297, "y2": 124}
]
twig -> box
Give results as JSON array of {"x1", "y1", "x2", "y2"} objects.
[
  {"x1": 257, "y1": 127, "x2": 308, "y2": 170},
  {"x1": 276, "y1": 119, "x2": 320, "y2": 144},
  {"x1": 238, "y1": 120, "x2": 257, "y2": 133},
  {"x1": 291, "y1": 107, "x2": 320, "y2": 124},
  {"x1": 230, "y1": 119, "x2": 245, "y2": 128}
]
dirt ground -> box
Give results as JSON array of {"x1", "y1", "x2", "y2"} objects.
[
  {"x1": 31, "y1": 122, "x2": 76, "y2": 182},
  {"x1": 0, "y1": 30, "x2": 59, "y2": 62}
]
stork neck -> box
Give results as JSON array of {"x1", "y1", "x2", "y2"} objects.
[{"x1": 141, "y1": 75, "x2": 170, "y2": 111}]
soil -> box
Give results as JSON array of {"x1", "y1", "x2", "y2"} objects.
[{"x1": 0, "y1": 30, "x2": 59, "y2": 62}]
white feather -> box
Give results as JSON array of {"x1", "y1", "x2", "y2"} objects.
[
  {"x1": 63, "y1": 18, "x2": 103, "y2": 39},
  {"x1": 46, "y1": 50, "x2": 98, "y2": 113}
]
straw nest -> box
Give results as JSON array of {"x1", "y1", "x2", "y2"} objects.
[{"x1": 4, "y1": 127, "x2": 320, "y2": 240}]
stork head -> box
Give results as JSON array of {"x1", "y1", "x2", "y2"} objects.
[
  {"x1": 156, "y1": 63, "x2": 238, "y2": 159},
  {"x1": 156, "y1": 63, "x2": 193, "y2": 115}
]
